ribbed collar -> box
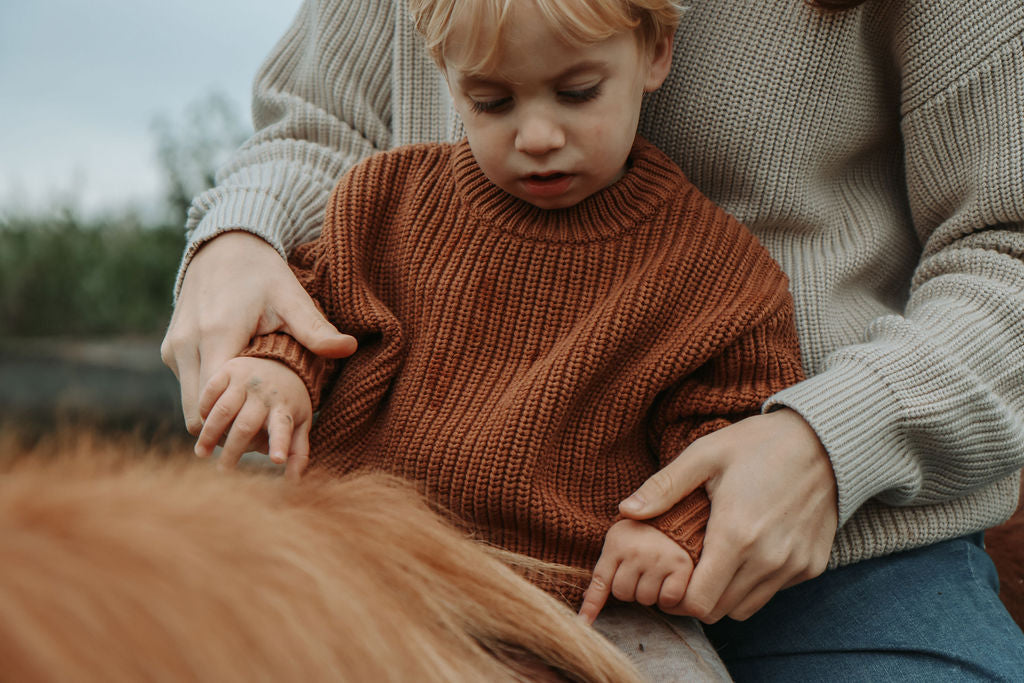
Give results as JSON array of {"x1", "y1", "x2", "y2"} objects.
[{"x1": 451, "y1": 136, "x2": 684, "y2": 243}]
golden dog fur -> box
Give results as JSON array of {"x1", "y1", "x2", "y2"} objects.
[{"x1": 0, "y1": 430, "x2": 641, "y2": 682}]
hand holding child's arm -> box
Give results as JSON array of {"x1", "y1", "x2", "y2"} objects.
[
  {"x1": 578, "y1": 519, "x2": 695, "y2": 625},
  {"x1": 195, "y1": 357, "x2": 313, "y2": 480},
  {"x1": 162, "y1": 232, "x2": 356, "y2": 437}
]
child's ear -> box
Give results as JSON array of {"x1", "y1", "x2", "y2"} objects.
[{"x1": 643, "y1": 34, "x2": 674, "y2": 92}]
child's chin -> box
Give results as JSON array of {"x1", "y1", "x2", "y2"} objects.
[
  {"x1": 528, "y1": 200, "x2": 578, "y2": 210},
  {"x1": 519, "y1": 192, "x2": 584, "y2": 211}
]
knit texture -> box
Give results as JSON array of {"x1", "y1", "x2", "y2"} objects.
[
  {"x1": 242, "y1": 138, "x2": 804, "y2": 602},
  {"x1": 183, "y1": 0, "x2": 1024, "y2": 568}
]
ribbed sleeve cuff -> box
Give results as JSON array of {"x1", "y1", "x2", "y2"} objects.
[
  {"x1": 765, "y1": 355, "x2": 913, "y2": 526},
  {"x1": 173, "y1": 189, "x2": 296, "y2": 300},
  {"x1": 648, "y1": 488, "x2": 711, "y2": 565},
  {"x1": 239, "y1": 333, "x2": 333, "y2": 409}
]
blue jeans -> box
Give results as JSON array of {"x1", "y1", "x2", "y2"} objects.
[{"x1": 703, "y1": 533, "x2": 1024, "y2": 682}]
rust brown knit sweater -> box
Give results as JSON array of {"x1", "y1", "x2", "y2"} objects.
[{"x1": 244, "y1": 137, "x2": 804, "y2": 603}]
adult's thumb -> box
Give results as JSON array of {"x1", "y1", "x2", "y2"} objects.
[
  {"x1": 618, "y1": 455, "x2": 707, "y2": 520},
  {"x1": 278, "y1": 294, "x2": 358, "y2": 359}
]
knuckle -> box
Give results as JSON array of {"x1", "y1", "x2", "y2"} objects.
[
  {"x1": 159, "y1": 339, "x2": 175, "y2": 367},
  {"x1": 728, "y1": 528, "x2": 759, "y2": 554},
  {"x1": 209, "y1": 402, "x2": 237, "y2": 422},
  {"x1": 645, "y1": 470, "x2": 676, "y2": 500},
  {"x1": 161, "y1": 327, "x2": 188, "y2": 349},
  {"x1": 636, "y1": 591, "x2": 657, "y2": 607},
  {"x1": 308, "y1": 315, "x2": 332, "y2": 333},
  {"x1": 811, "y1": 548, "x2": 831, "y2": 577},
  {"x1": 223, "y1": 357, "x2": 250, "y2": 373},
  {"x1": 728, "y1": 606, "x2": 755, "y2": 622},
  {"x1": 197, "y1": 320, "x2": 235, "y2": 340},
  {"x1": 588, "y1": 575, "x2": 609, "y2": 592},
  {"x1": 795, "y1": 557, "x2": 826, "y2": 583},
  {"x1": 658, "y1": 587, "x2": 684, "y2": 608},
  {"x1": 232, "y1": 418, "x2": 260, "y2": 436},
  {"x1": 682, "y1": 596, "x2": 714, "y2": 621},
  {"x1": 761, "y1": 549, "x2": 790, "y2": 574},
  {"x1": 710, "y1": 526, "x2": 749, "y2": 556}
]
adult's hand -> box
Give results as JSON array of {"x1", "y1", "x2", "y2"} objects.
[
  {"x1": 161, "y1": 231, "x2": 357, "y2": 436},
  {"x1": 618, "y1": 408, "x2": 838, "y2": 623}
]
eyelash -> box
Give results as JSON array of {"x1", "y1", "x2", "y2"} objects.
[
  {"x1": 468, "y1": 84, "x2": 602, "y2": 114},
  {"x1": 559, "y1": 84, "x2": 602, "y2": 104},
  {"x1": 470, "y1": 98, "x2": 511, "y2": 114}
]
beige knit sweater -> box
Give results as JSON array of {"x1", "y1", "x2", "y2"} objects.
[
  {"x1": 181, "y1": 0, "x2": 1024, "y2": 568},
  {"x1": 240, "y1": 138, "x2": 804, "y2": 601}
]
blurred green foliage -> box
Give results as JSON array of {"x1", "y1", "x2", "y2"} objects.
[
  {"x1": 0, "y1": 211, "x2": 183, "y2": 338},
  {"x1": 0, "y1": 92, "x2": 249, "y2": 339}
]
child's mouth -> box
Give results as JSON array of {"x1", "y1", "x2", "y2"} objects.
[{"x1": 522, "y1": 173, "x2": 573, "y2": 197}]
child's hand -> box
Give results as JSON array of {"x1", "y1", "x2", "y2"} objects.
[
  {"x1": 195, "y1": 357, "x2": 313, "y2": 480},
  {"x1": 578, "y1": 519, "x2": 694, "y2": 624}
]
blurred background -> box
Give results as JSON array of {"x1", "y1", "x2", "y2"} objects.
[{"x1": 1, "y1": 0, "x2": 303, "y2": 441}]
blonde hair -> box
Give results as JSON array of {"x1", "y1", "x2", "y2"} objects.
[
  {"x1": 410, "y1": 0, "x2": 684, "y2": 72},
  {"x1": 0, "y1": 429, "x2": 642, "y2": 683}
]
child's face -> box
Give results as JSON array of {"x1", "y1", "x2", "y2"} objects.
[{"x1": 444, "y1": 4, "x2": 672, "y2": 210}]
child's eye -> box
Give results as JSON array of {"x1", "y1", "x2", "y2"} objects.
[
  {"x1": 470, "y1": 97, "x2": 512, "y2": 114},
  {"x1": 558, "y1": 84, "x2": 602, "y2": 104}
]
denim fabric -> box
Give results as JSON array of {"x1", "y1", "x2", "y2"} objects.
[{"x1": 703, "y1": 534, "x2": 1024, "y2": 682}]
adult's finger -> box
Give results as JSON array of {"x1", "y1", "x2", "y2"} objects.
[
  {"x1": 618, "y1": 446, "x2": 712, "y2": 520},
  {"x1": 677, "y1": 530, "x2": 745, "y2": 621},
  {"x1": 175, "y1": 348, "x2": 202, "y2": 436},
  {"x1": 161, "y1": 310, "x2": 202, "y2": 434},
  {"x1": 715, "y1": 570, "x2": 789, "y2": 622},
  {"x1": 272, "y1": 284, "x2": 358, "y2": 359}
]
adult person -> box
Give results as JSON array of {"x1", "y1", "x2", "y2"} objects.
[{"x1": 161, "y1": 0, "x2": 1024, "y2": 678}]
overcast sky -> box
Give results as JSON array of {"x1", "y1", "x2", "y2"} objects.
[{"x1": 0, "y1": 0, "x2": 304, "y2": 219}]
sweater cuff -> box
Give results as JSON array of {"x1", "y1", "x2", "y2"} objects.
[
  {"x1": 239, "y1": 333, "x2": 332, "y2": 409},
  {"x1": 648, "y1": 488, "x2": 711, "y2": 565},
  {"x1": 765, "y1": 355, "x2": 910, "y2": 527},
  {"x1": 174, "y1": 188, "x2": 296, "y2": 300}
]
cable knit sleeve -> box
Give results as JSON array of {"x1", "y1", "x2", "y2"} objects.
[
  {"x1": 766, "y1": 2, "x2": 1024, "y2": 527},
  {"x1": 174, "y1": 0, "x2": 398, "y2": 297},
  {"x1": 649, "y1": 272, "x2": 806, "y2": 562}
]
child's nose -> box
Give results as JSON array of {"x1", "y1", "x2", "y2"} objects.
[{"x1": 514, "y1": 111, "x2": 565, "y2": 156}]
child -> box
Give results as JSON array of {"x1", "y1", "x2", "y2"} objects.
[{"x1": 195, "y1": 0, "x2": 803, "y2": 621}]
